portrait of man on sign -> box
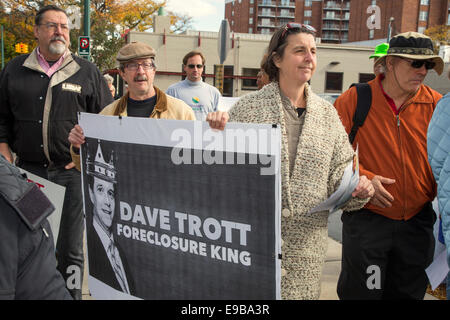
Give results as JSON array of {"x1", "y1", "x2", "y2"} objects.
[{"x1": 84, "y1": 139, "x2": 135, "y2": 295}]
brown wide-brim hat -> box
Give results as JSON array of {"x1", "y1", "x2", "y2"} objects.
[
  {"x1": 116, "y1": 42, "x2": 156, "y2": 63},
  {"x1": 379, "y1": 32, "x2": 444, "y2": 75}
]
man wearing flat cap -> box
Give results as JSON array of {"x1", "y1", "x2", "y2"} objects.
[
  {"x1": 68, "y1": 42, "x2": 196, "y2": 168},
  {"x1": 334, "y1": 32, "x2": 443, "y2": 299}
]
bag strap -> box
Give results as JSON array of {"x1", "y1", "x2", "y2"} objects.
[{"x1": 348, "y1": 83, "x2": 372, "y2": 144}]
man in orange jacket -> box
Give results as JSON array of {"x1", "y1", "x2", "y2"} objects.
[{"x1": 334, "y1": 32, "x2": 443, "y2": 300}]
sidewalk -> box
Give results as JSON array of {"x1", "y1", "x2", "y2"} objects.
[
  {"x1": 319, "y1": 237, "x2": 438, "y2": 300},
  {"x1": 82, "y1": 237, "x2": 438, "y2": 300}
]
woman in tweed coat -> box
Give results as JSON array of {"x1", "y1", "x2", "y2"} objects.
[{"x1": 207, "y1": 24, "x2": 374, "y2": 299}]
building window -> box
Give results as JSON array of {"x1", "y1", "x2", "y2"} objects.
[
  {"x1": 304, "y1": 20, "x2": 311, "y2": 25},
  {"x1": 304, "y1": 10, "x2": 312, "y2": 17},
  {"x1": 419, "y1": 11, "x2": 428, "y2": 21},
  {"x1": 448, "y1": 13, "x2": 450, "y2": 25},
  {"x1": 261, "y1": 8, "x2": 272, "y2": 15},
  {"x1": 242, "y1": 68, "x2": 260, "y2": 90},
  {"x1": 418, "y1": 26, "x2": 426, "y2": 33},
  {"x1": 261, "y1": 18, "x2": 271, "y2": 26},
  {"x1": 261, "y1": 28, "x2": 271, "y2": 34},
  {"x1": 305, "y1": 0, "x2": 312, "y2": 7},
  {"x1": 225, "y1": 66, "x2": 235, "y2": 97},
  {"x1": 369, "y1": 29, "x2": 374, "y2": 39},
  {"x1": 341, "y1": 32, "x2": 348, "y2": 42},
  {"x1": 359, "y1": 73, "x2": 375, "y2": 83},
  {"x1": 250, "y1": 7, "x2": 253, "y2": 14},
  {"x1": 249, "y1": 18, "x2": 253, "y2": 24},
  {"x1": 280, "y1": 9, "x2": 291, "y2": 17},
  {"x1": 232, "y1": 10, "x2": 234, "y2": 16},
  {"x1": 371, "y1": 0, "x2": 376, "y2": 5},
  {"x1": 249, "y1": 27, "x2": 253, "y2": 33},
  {"x1": 420, "y1": 0, "x2": 429, "y2": 5},
  {"x1": 325, "y1": 72, "x2": 343, "y2": 92},
  {"x1": 250, "y1": 0, "x2": 254, "y2": 3}
]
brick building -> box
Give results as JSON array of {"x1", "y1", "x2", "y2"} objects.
[{"x1": 225, "y1": 0, "x2": 450, "y2": 43}]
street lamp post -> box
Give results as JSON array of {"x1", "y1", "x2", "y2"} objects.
[{"x1": 387, "y1": 17, "x2": 394, "y2": 42}]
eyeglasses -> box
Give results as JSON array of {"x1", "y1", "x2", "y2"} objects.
[
  {"x1": 281, "y1": 23, "x2": 317, "y2": 39},
  {"x1": 39, "y1": 22, "x2": 69, "y2": 32},
  {"x1": 125, "y1": 62, "x2": 155, "y2": 71},
  {"x1": 399, "y1": 57, "x2": 435, "y2": 70},
  {"x1": 187, "y1": 64, "x2": 204, "y2": 69}
]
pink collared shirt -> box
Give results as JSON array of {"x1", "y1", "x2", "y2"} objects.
[{"x1": 36, "y1": 47, "x2": 67, "y2": 78}]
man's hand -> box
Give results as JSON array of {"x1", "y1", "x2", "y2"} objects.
[
  {"x1": 65, "y1": 162, "x2": 75, "y2": 170},
  {"x1": 68, "y1": 124, "x2": 85, "y2": 149},
  {"x1": 352, "y1": 175, "x2": 374, "y2": 198},
  {"x1": 369, "y1": 175, "x2": 396, "y2": 208},
  {"x1": 0, "y1": 142, "x2": 13, "y2": 163},
  {"x1": 206, "y1": 111, "x2": 229, "y2": 131}
]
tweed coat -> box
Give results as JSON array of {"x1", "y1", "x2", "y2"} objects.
[{"x1": 229, "y1": 82, "x2": 368, "y2": 299}]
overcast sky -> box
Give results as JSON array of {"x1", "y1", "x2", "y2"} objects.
[{"x1": 166, "y1": 0, "x2": 225, "y2": 32}]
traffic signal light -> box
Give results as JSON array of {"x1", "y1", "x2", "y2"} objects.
[{"x1": 15, "y1": 42, "x2": 29, "y2": 54}]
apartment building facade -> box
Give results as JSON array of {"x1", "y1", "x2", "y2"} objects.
[
  {"x1": 125, "y1": 29, "x2": 377, "y2": 97},
  {"x1": 225, "y1": 0, "x2": 450, "y2": 43}
]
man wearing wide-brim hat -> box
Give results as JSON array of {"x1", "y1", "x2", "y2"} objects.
[
  {"x1": 68, "y1": 42, "x2": 196, "y2": 169},
  {"x1": 335, "y1": 32, "x2": 443, "y2": 300}
]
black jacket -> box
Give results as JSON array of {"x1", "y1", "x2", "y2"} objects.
[
  {"x1": 0, "y1": 155, "x2": 72, "y2": 299},
  {"x1": 0, "y1": 50, "x2": 113, "y2": 167},
  {"x1": 86, "y1": 219, "x2": 136, "y2": 296}
]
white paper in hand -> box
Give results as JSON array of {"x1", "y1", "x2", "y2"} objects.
[{"x1": 309, "y1": 146, "x2": 360, "y2": 214}]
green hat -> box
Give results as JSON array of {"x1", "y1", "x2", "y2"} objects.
[{"x1": 369, "y1": 42, "x2": 389, "y2": 59}]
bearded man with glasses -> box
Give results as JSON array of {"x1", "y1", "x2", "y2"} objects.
[
  {"x1": 334, "y1": 32, "x2": 444, "y2": 300},
  {"x1": 0, "y1": 5, "x2": 113, "y2": 300},
  {"x1": 166, "y1": 51, "x2": 221, "y2": 121}
]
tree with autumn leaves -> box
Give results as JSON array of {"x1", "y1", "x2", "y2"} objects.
[
  {"x1": 424, "y1": 24, "x2": 450, "y2": 54},
  {"x1": 0, "y1": 0, "x2": 192, "y2": 70}
]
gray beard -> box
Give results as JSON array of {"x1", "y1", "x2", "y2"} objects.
[{"x1": 49, "y1": 42, "x2": 66, "y2": 55}]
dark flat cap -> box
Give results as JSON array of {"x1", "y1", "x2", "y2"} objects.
[{"x1": 116, "y1": 42, "x2": 156, "y2": 63}]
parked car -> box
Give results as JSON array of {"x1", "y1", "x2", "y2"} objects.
[{"x1": 317, "y1": 93, "x2": 340, "y2": 105}]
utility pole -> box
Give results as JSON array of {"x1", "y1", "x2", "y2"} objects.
[
  {"x1": 1, "y1": 25, "x2": 4, "y2": 69},
  {"x1": 83, "y1": 0, "x2": 90, "y2": 61}
]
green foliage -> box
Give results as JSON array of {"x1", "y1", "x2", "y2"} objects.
[
  {"x1": 424, "y1": 25, "x2": 450, "y2": 54},
  {"x1": 0, "y1": 0, "x2": 192, "y2": 71}
]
